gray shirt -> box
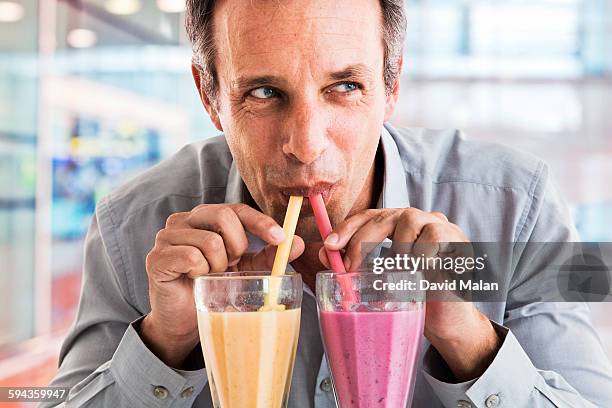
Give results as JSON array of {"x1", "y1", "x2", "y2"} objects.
[{"x1": 43, "y1": 123, "x2": 612, "y2": 408}]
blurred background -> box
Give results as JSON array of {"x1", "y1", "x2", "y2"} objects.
[{"x1": 0, "y1": 0, "x2": 611, "y2": 403}]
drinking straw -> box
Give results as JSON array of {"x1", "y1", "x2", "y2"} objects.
[
  {"x1": 309, "y1": 193, "x2": 357, "y2": 308},
  {"x1": 309, "y1": 193, "x2": 346, "y2": 274},
  {"x1": 262, "y1": 195, "x2": 303, "y2": 310},
  {"x1": 271, "y1": 195, "x2": 303, "y2": 276}
]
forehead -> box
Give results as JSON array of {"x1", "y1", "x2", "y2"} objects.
[{"x1": 213, "y1": 0, "x2": 384, "y2": 79}]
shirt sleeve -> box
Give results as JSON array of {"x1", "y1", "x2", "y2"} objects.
[
  {"x1": 423, "y1": 162, "x2": 612, "y2": 408},
  {"x1": 40, "y1": 207, "x2": 207, "y2": 408},
  {"x1": 423, "y1": 316, "x2": 608, "y2": 408}
]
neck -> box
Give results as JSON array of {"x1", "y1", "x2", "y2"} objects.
[{"x1": 292, "y1": 148, "x2": 384, "y2": 291}]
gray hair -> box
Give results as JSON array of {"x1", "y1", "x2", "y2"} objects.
[{"x1": 185, "y1": 0, "x2": 406, "y2": 103}]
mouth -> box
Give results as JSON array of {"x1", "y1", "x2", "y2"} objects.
[{"x1": 278, "y1": 182, "x2": 337, "y2": 211}]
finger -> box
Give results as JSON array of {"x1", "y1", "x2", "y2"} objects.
[
  {"x1": 391, "y1": 209, "x2": 445, "y2": 251},
  {"x1": 324, "y1": 209, "x2": 396, "y2": 250},
  {"x1": 165, "y1": 211, "x2": 190, "y2": 229},
  {"x1": 318, "y1": 246, "x2": 331, "y2": 269},
  {"x1": 185, "y1": 204, "x2": 284, "y2": 246},
  {"x1": 184, "y1": 205, "x2": 249, "y2": 263},
  {"x1": 342, "y1": 212, "x2": 402, "y2": 272},
  {"x1": 239, "y1": 235, "x2": 305, "y2": 272},
  {"x1": 231, "y1": 203, "x2": 286, "y2": 245},
  {"x1": 326, "y1": 208, "x2": 434, "y2": 271},
  {"x1": 149, "y1": 245, "x2": 210, "y2": 281},
  {"x1": 412, "y1": 222, "x2": 457, "y2": 259},
  {"x1": 430, "y1": 211, "x2": 448, "y2": 222},
  {"x1": 156, "y1": 228, "x2": 229, "y2": 273},
  {"x1": 287, "y1": 235, "x2": 306, "y2": 262},
  {"x1": 419, "y1": 224, "x2": 473, "y2": 259},
  {"x1": 414, "y1": 225, "x2": 470, "y2": 292},
  {"x1": 413, "y1": 223, "x2": 473, "y2": 272}
]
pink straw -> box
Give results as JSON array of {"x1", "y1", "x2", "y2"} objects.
[
  {"x1": 310, "y1": 193, "x2": 346, "y2": 274},
  {"x1": 309, "y1": 194, "x2": 357, "y2": 308}
]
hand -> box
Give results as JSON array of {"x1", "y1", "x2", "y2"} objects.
[
  {"x1": 320, "y1": 207, "x2": 501, "y2": 381},
  {"x1": 142, "y1": 203, "x2": 305, "y2": 367}
]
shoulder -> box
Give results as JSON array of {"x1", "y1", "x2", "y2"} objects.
[
  {"x1": 386, "y1": 124, "x2": 547, "y2": 195},
  {"x1": 384, "y1": 124, "x2": 559, "y2": 241},
  {"x1": 98, "y1": 134, "x2": 232, "y2": 221},
  {"x1": 90, "y1": 135, "x2": 232, "y2": 310}
]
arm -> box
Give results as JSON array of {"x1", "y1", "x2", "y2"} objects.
[
  {"x1": 423, "y1": 163, "x2": 612, "y2": 407},
  {"x1": 40, "y1": 203, "x2": 207, "y2": 408},
  {"x1": 42, "y1": 200, "x2": 301, "y2": 408},
  {"x1": 424, "y1": 305, "x2": 611, "y2": 408}
]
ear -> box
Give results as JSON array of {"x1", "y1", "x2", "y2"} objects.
[
  {"x1": 192, "y1": 64, "x2": 223, "y2": 132},
  {"x1": 383, "y1": 56, "x2": 403, "y2": 121}
]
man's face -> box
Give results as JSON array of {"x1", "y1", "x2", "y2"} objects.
[{"x1": 200, "y1": 0, "x2": 398, "y2": 239}]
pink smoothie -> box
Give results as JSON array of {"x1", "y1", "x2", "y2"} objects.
[{"x1": 319, "y1": 309, "x2": 424, "y2": 408}]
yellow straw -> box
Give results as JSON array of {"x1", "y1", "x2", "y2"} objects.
[
  {"x1": 271, "y1": 195, "x2": 303, "y2": 276},
  {"x1": 262, "y1": 196, "x2": 303, "y2": 310}
]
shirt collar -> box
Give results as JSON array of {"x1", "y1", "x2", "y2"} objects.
[
  {"x1": 380, "y1": 123, "x2": 410, "y2": 209},
  {"x1": 224, "y1": 160, "x2": 244, "y2": 204}
]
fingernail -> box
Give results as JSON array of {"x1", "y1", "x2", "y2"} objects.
[
  {"x1": 270, "y1": 226, "x2": 286, "y2": 242},
  {"x1": 228, "y1": 257, "x2": 241, "y2": 267},
  {"x1": 325, "y1": 233, "x2": 339, "y2": 245}
]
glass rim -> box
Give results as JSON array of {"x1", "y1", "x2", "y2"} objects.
[
  {"x1": 316, "y1": 270, "x2": 419, "y2": 278},
  {"x1": 194, "y1": 271, "x2": 301, "y2": 281}
]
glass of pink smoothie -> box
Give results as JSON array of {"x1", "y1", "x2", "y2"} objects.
[
  {"x1": 194, "y1": 272, "x2": 302, "y2": 408},
  {"x1": 316, "y1": 271, "x2": 425, "y2": 408}
]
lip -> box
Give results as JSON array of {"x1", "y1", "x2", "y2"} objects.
[{"x1": 278, "y1": 182, "x2": 337, "y2": 209}]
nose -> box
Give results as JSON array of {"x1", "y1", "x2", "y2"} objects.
[{"x1": 282, "y1": 99, "x2": 330, "y2": 165}]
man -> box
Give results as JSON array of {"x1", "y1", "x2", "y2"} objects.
[{"x1": 44, "y1": 0, "x2": 612, "y2": 407}]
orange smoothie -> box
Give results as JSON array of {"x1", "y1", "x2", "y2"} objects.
[{"x1": 197, "y1": 308, "x2": 301, "y2": 408}]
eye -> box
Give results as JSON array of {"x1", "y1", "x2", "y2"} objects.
[
  {"x1": 249, "y1": 87, "x2": 277, "y2": 99},
  {"x1": 329, "y1": 82, "x2": 359, "y2": 93}
]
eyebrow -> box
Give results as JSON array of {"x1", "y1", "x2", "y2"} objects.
[
  {"x1": 231, "y1": 64, "x2": 376, "y2": 92},
  {"x1": 328, "y1": 64, "x2": 375, "y2": 81},
  {"x1": 232, "y1": 75, "x2": 281, "y2": 92}
]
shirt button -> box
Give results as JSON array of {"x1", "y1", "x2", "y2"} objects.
[
  {"x1": 153, "y1": 385, "x2": 169, "y2": 400},
  {"x1": 180, "y1": 386, "x2": 194, "y2": 399},
  {"x1": 320, "y1": 377, "x2": 333, "y2": 392},
  {"x1": 457, "y1": 400, "x2": 472, "y2": 408},
  {"x1": 485, "y1": 394, "x2": 501, "y2": 407}
]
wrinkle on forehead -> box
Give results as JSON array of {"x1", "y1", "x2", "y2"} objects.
[
  {"x1": 237, "y1": 47, "x2": 364, "y2": 59},
  {"x1": 216, "y1": 0, "x2": 381, "y2": 48},
  {"x1": 214, "y1": 0, "x2": 384, "y2": 90},
  {"x1": 236, "y1": 17, "x2": 369, "y2": 39}
]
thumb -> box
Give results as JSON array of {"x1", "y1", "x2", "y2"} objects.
[
  {"x1": 318, "y1": 246, "x2": 331, "y2": 269},
  {"x1": 238, "y1": 235, "x2": 305, "y2": 272}
]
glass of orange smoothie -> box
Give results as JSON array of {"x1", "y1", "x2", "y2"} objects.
[{"x1": 194, "y1": 272, "x2": 302, "y2": 408}]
